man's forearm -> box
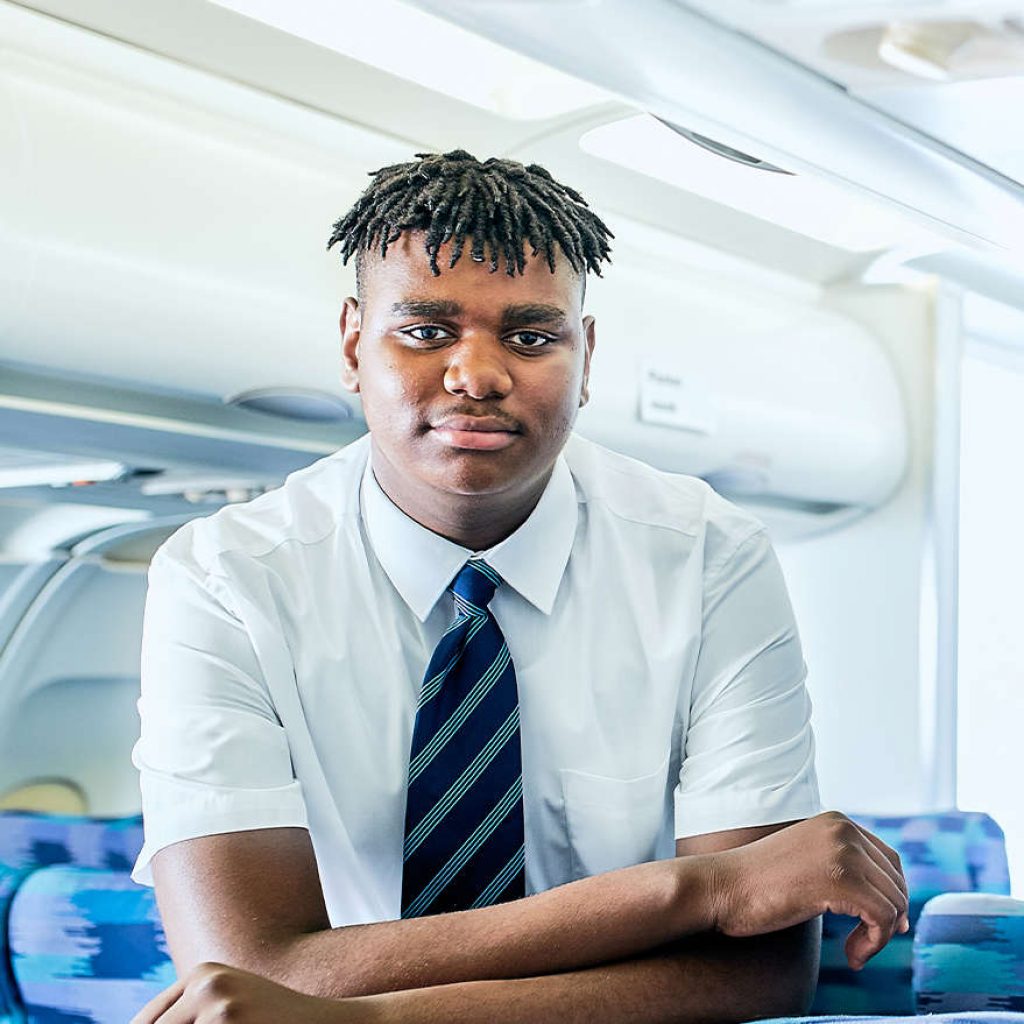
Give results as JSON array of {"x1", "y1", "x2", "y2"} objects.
[
  {"x1": 350, "y1": 919, "x2": 822, "y2": 1024},
  {"x1": 142, "y1": 815, "x2": 904, "y2": 1024},
  {"x1": 272, "y1": 856, "x2": 719, "y2": 1000}
]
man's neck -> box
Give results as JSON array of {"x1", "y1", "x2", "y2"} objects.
[{"x1": 369, "y1": 445, "x2": 553, "y2": 552}]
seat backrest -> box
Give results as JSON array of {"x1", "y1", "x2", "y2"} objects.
[
  {"x1": 811, "y1": 810, "x2": 1010, "y2": 1015},
  {"x1": 9, "y1": 865, "x2": 173, "y2": 1024},
  {"x1": 914, "y1": 892, "x2": 1024, "y2": 1013},
  {"x1": 0, "y1": 810, "x2": 143, "y2": 872},
  {"x1": 0, "y1": 811, "x2": 147, "y2": 1021}
]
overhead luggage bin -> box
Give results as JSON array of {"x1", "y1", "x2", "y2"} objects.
[
  {"x1": 404, "y1": 0, "x2": 1024, "y2": 261},
  {"x1": 576, "y1": 259, "x2": 909, "y2": 531}
]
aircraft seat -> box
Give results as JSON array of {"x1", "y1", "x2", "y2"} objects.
[
  {"x1": 915, "y1": 891, "x2": 1024, "y2": 1013},
  {"x1": 811, "y1": 810, "x2": 1012, "y2": 1015},
  {"x1": 0, "y1": 812, "x2": 146, "y2": 1022},
  {"x1": 7, "y1": 865, "x2": 172, "y2": 1023}
]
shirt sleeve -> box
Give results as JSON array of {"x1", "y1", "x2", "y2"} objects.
[
  {"x1": 674, "y1": 526, "x2": 821, "y2": 839},
  {"x1": 131, "y1": 542, "x2": 308, "y2": 886}
]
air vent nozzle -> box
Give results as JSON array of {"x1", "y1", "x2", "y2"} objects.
[{"x1": 226, "y1": 388, "x2": 355, "y2": 423}]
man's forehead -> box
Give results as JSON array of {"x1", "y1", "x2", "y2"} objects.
[{"x1": 358, "y1": 231, "x2": 585, "y2": 306}]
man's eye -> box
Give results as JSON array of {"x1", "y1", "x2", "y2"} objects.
[
  {"x1": 404, "y1": 325, "x2": 452, "y2": 343},
  {"x1": 511, "y1": 331, "x2": 554, "y2": 348},
  {"x1": 405, "y1": 323, "x2": 454, "y2": 344}
]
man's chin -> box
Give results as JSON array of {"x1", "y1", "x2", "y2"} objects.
[
  {"x1": 427, "y1": 460, "x2": 526, "y2": 498},
  {"x1": 372, "y1": 435, "x2": 548, "y2": 500}
]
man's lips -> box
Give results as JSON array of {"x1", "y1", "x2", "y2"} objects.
[{"x1": 430, "y1": 415, "x2": 521, "y2": 451}]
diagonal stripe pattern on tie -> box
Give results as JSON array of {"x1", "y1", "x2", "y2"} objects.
[{"x1": 401, "y1": 559, "x2": 526, "y2": 917}]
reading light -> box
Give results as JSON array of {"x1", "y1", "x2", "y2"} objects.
[
  {"x1": 878, "y1": 21, "x2": 977, "y2": 81},
  {"x1": 0, "y1": 461, "x2": 127, "y2": 489}
]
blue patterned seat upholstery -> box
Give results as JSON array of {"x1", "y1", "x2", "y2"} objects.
[
  {"x1": 914, "y1": 892, "x2": 1024, "y2": 1012},
  {"x1": 811, "y1": 811, "x2": 1011, "y2": 1015},
  {"x1": 1, "y1": 862, "x2": 33, "y2": 1022},
  {"x1": 761, "y1": 1015, "x2": 1024, "y2": 1024},
  {"x1": 0, "y1": 812, "x2": 151, "y2": 1022},
  {"x1": 9, "y1": 866, "x2": 174, "y2": 1023},
  {"x1": 0, "y1": 812, "x2": 143, "y2": 873}
]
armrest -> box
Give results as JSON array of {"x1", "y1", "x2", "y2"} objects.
[{"x1": 914, "y1": 891, "x2": 1024, "y2": 1013}]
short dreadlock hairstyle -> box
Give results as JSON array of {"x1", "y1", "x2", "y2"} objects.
[{"x1": 326, "y1": 149, "x2": 613, "y2": 298}]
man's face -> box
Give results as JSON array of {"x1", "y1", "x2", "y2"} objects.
[{"x1": 340, "y1": 232, "x2": 596, "y2": 505}]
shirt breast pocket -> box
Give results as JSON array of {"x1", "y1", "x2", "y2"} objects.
[{"x1": 559, "y1": 754, "x2": 671, "y2": 880}]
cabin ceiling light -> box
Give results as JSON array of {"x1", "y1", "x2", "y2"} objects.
[
  {"x1": 878, "y1": 21, "x2": 977, "y2": 81},
  {"x1": 579, "y1": 114, "x2": 943, "y2": 253},
  {"x1": 225, "y1": 387, "x2": 355, "y2": 423},
  {"x1": 877, "y1": 19, "x2": 1024, "y2": 80},
  {"x1": 207, "y1": 0, "x2": 611, "y2": 119},
  {"x1": 0, "y1": 460, "x2": 126, "y2": 489},
  {"x1": 140, "y1": 473, "x2": 271, "y2": 504}
]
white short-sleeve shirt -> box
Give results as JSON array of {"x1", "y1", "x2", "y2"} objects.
[{"x1": 131, "y1": 432, "x2": 820, "y2": 925}]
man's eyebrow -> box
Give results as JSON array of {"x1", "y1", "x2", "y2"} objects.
[
  {"x1": 390, "y1": 299, "x2": 463, "y2": 318},
  {"x1": 500, "y1": 304, "x2": 569, "y2": 328}
]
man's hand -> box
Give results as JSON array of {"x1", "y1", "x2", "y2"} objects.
[
  {"x1": 129, "y1": 963, "x2": 366, "y2": 1024},
  {"x1": 703, "y1": 811, "x2": 909, "y2": 970}
]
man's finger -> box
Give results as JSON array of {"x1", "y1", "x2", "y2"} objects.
[
  {"x1": 851, "y1": 827, "x2": 909, "y2": 901},
  {"x1": 843, "y1": 919, "x2": 872, "y2": 971},
  {"x1": 853, "y1": 825, "x2": 911, "y2": 932},
  {"x1": 841, "y1": 877, "x2": 901, "y2": 970},
  {"x1": 853, "y1": 824, "x2": 909, "y2": 902},
  {"x1": 860, "y1": 856, "x2": 909, "y2": 928},
  {"x1": 152, "y1": 985, "x2": 197, "y2": 1024},
  {"x1": 853, "y1": 836, "x2": 909, "y2": 911},
  {"x1": 130, "y1": 979, "x2": 187, "y2": 1024}
]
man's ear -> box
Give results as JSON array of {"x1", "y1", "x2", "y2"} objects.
[
  {"x1": 579, "y1": 315, "x2": 596, "y2": 408},
  {"x1": 339, "y1": 297, "x2": 361, "y2": 394}
]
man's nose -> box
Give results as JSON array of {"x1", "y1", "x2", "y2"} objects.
[{"x1": 443, "y1": 338, "x2": 513, "y2": 400}]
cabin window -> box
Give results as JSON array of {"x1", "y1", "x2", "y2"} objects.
[
  {"x1": 0, "y1": 779, "x2": 88, "y2": 815},
  {"x1": 957, "y1": 336, "x2": 1024, "y2": 896}
]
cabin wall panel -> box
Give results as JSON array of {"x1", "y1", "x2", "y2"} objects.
[
  {"x1": 578, "y1": 232, "x2": 907, "y2": 509},
  {"x1": 776, "y1": 284, "x2": 934, "y2": 815},
  {"x1": 0, "y1": 677, "x2": 142, "y2": 815},
  {"x1": 0, "y1": 562, "x2": 148, "y2": 813}
]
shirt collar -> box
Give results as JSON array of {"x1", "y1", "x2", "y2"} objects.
[{"x1": 360, "y1": 452, "x2": 578, "y2": 622}]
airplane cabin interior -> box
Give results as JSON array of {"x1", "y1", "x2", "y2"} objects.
[{"x1": 0, "y1": 0, "x2": 1023, "y2": 1021}]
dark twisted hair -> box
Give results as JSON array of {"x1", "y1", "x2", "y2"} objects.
[{"x1": 326, "y1": 149, "x2": 613, "y2": 295}]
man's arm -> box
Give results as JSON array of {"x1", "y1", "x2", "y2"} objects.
[
  {"x1": 350, "y1": 824, "x2": 823, "y2": 1024},
  {"x1": 152, "y1": 824, "x2": 715, "y2": 999},
  {"x1": 149, "y1": 810, "x2": 906, "y2": 1021},
  {"x1": 132, "y1": 925, "x2": 816, "y2": 1024},
  {"x1": 137, "y1": 812, "x2": 905, "y2": 1024},
  {"x1": 358, "y1": 924, "x2": 820, "y2": 1024}
]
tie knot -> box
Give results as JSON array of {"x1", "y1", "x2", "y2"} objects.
[{"x1": 451, "y1": 560, "x2": 500, "y2": 614}]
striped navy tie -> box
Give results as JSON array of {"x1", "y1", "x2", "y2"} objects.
[{"x1": 401, "y1": 559, "x2": 526, "y2": 917}]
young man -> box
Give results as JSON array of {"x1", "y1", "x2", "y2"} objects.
[{"x1": 131, "y1": 151, "x2": 908, "y2": 1024}]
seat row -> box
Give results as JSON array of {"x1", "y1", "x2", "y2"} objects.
[{"x1": 0, "y1": 809, "x2": 1021, "y2": 1022}]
